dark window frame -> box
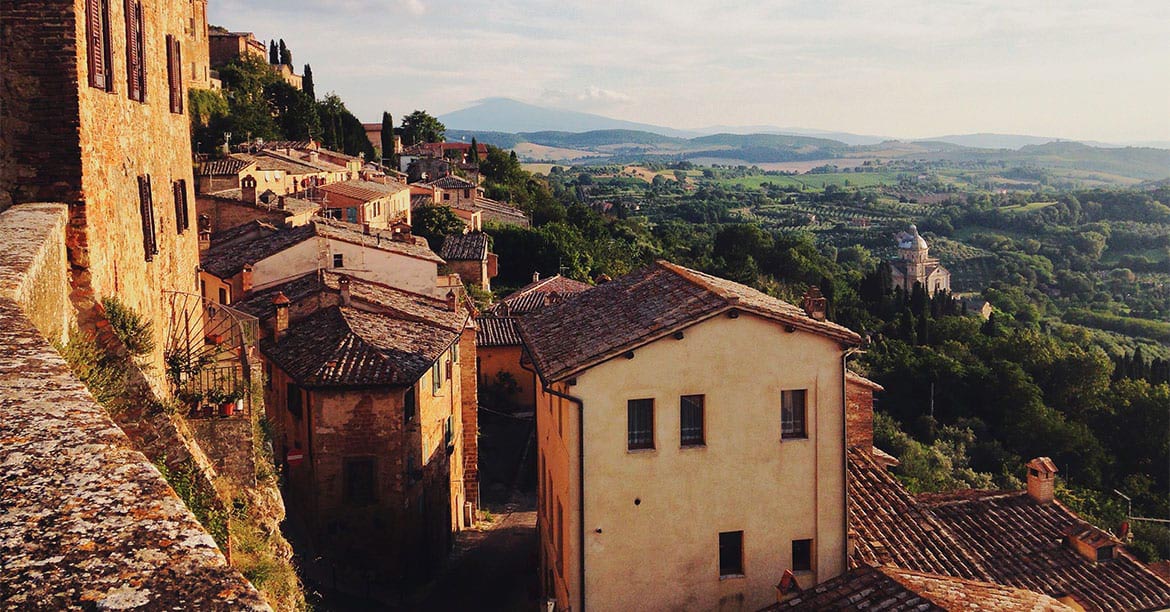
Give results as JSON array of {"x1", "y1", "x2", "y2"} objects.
[
  {"x1": 781, "y1": 389, "x2": 808, "y2": 439},
  {"x1": 680, "y1": 394, "x2": 705, "y2": 446},
  {"x1": 286, "y1": 382, "x2": 303, "y2": 419},
  {"x1": 172, "y1": 179, "x2": 189, "y2": 233},
  {"x1": 627, "y1": 398, "x2": 655, "y2": 450},
  {"x1": 343, "y1": 457, "x2": 376, "y2": 505},
  {"x1": 166, "y1": 34, "x2": 184, "y2": 114},
  {"x1": 404, "y1": 386, "x2": 416, "y2": 424},
  {"x1": 719, "y1": 530, "x2": 744, "y2": 577},
  {"x1": 332, "y1": 253, "x2": 344, "y2": 268},
  {"x1": 792, "y1": 538, "x2": 813, "y2": 572}
]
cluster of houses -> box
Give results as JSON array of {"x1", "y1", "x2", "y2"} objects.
[{"x1": 3, "y1": 0, "x2": 1169, "y2": 609}]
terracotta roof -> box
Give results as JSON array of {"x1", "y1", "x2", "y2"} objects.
[
  {"x1": 425, "y1": 175, "x2": 477, "y2": 190},
  {"x1": 921, "y1": 491, "x2": 1170, "y2": 611},
  {"x1": 455, "y1": 196, "x2": 530, "y2": 226},
  {"x1": 233, "y1": 152, "x2": 322, "y2": 175},
  {"x1": 477, "y1": 316, "x2": 522, "y2": 347},
  {"x1": 259, "y1": 275, "x2": 466, "y2": 388},
  {"x1": 411, "y1": 194, "x2": 435, "y2": 208},
  {"x1": 845, "y1": 370, "x2": 884, "y2": 391},
  {"x1": 201, "y1": 219, "x2": 442, "y2": 279},
  {"x1": 319, "y1": 179, "x2": 408, "y2": 203},
  {"x1": 496, "y1": 274, "x2": 592, "y2": 315},
  {"x1": 439, "y1": 232, "x2": 489, "y2": 261},
  {"x1": 517, "y1": 261, "x2": 861, "y2": 383},
  {"x1": 849, "y1": 448, "x2": 1170, "y2": 611},
  {"x1": 198, "y1": 156, "x2": 255, "y2": 176},
  {"x1": 848, "y1": 448, "x2": 992, "y2": 581},
  {"x1": 777, "y1": 565, "x2": 1074, "y2": 611}
]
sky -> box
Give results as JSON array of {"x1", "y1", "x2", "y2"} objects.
[{"x1": 209, "y1": 1, "x2": 1170, "y2": 142}]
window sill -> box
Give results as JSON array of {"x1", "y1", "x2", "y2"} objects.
[
  {"x1": 719, "y1": 574, "x2": 745, "y2": 581},
  {"x1": 780, "y1": 436, "x2": 809, "y2": 442},
  {"x1": 680, "y1": 443, "x2": 706, "y2": 450},
  {"x1": 627, "y1": 447, "x2": 656, "y2": 454}
]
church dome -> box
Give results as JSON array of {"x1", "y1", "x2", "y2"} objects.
[{"x1": 898, "y1": 224, "x2": 929, "y2": 250}]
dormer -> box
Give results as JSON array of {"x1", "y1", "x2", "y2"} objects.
[
  {"x1": 1065, "y1": 523, "x2": 1117, "y2": 564},
  {"x1": 1026, "y1": 457, "x2": 1058, "y2": 504}
]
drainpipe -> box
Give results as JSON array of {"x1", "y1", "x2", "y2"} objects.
[
  {"x1": 841, "y1": 346, "x2": 864, "y2": 572},
  {"x1": 522, "y1": 358, "x2": 586, "y2": 612}
]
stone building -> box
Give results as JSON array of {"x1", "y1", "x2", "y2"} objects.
[
  {"x1": 208, "y1": 29, "x2": 266, "y2": 66},
  {"x1": 319, "y1": 179, "x2": 412, "y2": 229},
  {"x1": 439, "y1": 232, "x2": 497, "y2": 292},
  {"x1": 184, "y1": 0, "x2": 214, "y2": 90},
  {"x1": 232, "y1": 272, "x2": 478, "y2": 579},
  {"x1": 1, "y1": 0, "x2": 201, "y2": 363},
  {"x1": 517, "y1": 261, "x2": 862, "y2": 611},
  {"x1": 888, "y1": 224, "x2": 950, "y2": 294}
]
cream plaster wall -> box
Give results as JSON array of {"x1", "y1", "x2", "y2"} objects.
[
  {"x1": 538, "y1": 311, "x2": 848, "y2": 612},
  {"x1": 247, "y1": 237, "x2": 438, "y2": 296}
]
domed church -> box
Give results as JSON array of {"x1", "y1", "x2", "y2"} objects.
[{"x1": 888, "y1": 224, "x2": 951, "y2": 294}]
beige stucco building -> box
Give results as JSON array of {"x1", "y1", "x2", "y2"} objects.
[
  {"x1": 517, "y1": 261, "x2": 861, "y2": 612},
  {"x1": 888, "y1": 224, "x2": 950, "y2": 294}
]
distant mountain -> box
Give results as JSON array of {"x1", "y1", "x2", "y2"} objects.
[
  {"x1": 690, "y1": 125, "x2": 890, "y2": 146},
  {"x1": 917, "y1": 133, "x2": 1065, "y2": 150},
  {"x1": 439, "y1": 98, "x2": 699, "y2": 138}
]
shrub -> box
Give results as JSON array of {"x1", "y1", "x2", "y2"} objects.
[{"x1": 101, "y1": 297, "x2": 156, "y2": 357}]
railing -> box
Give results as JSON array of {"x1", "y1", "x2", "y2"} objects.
[{"x1": 163, "y1": 291, "x2": 259, "y2": 418}]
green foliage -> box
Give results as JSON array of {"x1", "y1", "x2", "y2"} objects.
[
  {"x1": 400, "y1": 109, "x2": 446, "y2": 146},
  {"x1": 188, "y1": 88, "x2": 228, "y2": 127},
  {"x1": 411, "y1": 205, "x2": 467, "y2": 250},
  {"x1": 154, "y1": 458, "x2": 229, "y2": 550},
  {"x1": 317, "y1": 94, "x2": 375, "y2": 159},
  {"x1": 56, "y1": 329, "x2": 129, "y2": 407},
  {"x1": 302, "y1": 63, "x2": 315, "y2": 100},
  {"x1": 874, "y1": 411, "x2": 996, "y2": 492},
  {"x1": 100, "y1": 297, "x2": 155, "y2": 357},
  {"x1": 380, "y1": 111, "x2": 394, "y2": 160}
]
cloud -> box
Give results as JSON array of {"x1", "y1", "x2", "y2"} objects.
[{"x1": 578, "y1": 86, "x2": 630, "y2": 104}]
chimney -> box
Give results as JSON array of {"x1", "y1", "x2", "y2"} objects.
[
  {"x1": 595, "y1": 273, "x2": 612, "y2": 284},
  {"x1": 846, "y1": 373, "x2": 883, "y2": 454},
  {"x1": 277, "y1": 195, "x2": 286, "y2": 210},
  {"x1": 802, "y1": 286, "x2": 827, "y2": 321},
  {"x1": 241, "y1": 175, "x2": 258, "y2": 204},
  {"x1": 273, "y1": 292, "x2": 290, "y2": 341},
  {"x1": 445, "y1": 289, "x2": 458, "y2": 313},
  {"x1": 1026, "y1": 457, "x2": 1058, "y2": 504},
  {"x1": 338, "y1": 274, "x2": 351, "y2": 306},
  {"x1": 363, "y1": 222, "x2": 371, "y2": 235},
  {"x1": 308, "y1": 150, "x2": 319, "y2": 164},
  {"x1": 532, "y1": 271, "x2": 541, "y2": 283},
  {"x1": 774, "y1": 569, "x2": 802, "y2": 605},
  {"x1": 241, "y1": 263, "x2": 254, "y2": 295}
]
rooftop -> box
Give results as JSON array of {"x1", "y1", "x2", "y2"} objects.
[
  {"x1": 319, "y1": 179, "x2": 409, "y2": 203},
  {"x1": 848, "y1": 448, "x2": 1170, "y2": 611},
  {"x1": 778, "y1": 565, "x2": 1074, "y2": 612},
  {"x1": 198, "y1": 156, "x2": 256, "y2": 176},
  {"x1": 201, "y1": 219, "x2": 443, "y2": 279},
  {"x1": 517, "y1": 260, "x2": 861, "y2": 382},
  {"x1": 424, "y1": 175, "x2": 478, "y2": 190},
  {"x1": 439, "y1": 232, "x2": 489, "y2": 261},
  {"x1": 454, "y1": 196, "x2": 530, "y2": 226},
  {"x1": 495, "y1": 274, "x2": 592, "y2": 315},
  {"x1": 259, "y1": 275, "x2": 466, "y2": 388},
  {"x1": 476, "y1": 316, "x2": 522, "y2": 348}
]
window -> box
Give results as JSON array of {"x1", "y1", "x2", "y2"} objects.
[
  {"x1": 781, "y1": 389, "x2": 807, "y2": 439},
  {"x1": 719, "y1": 531, "x2": 744, "y2": 577},
  {"x1": 452, "y1": 342, "x2": 460, "y2": 363},
  {"x1": 556, "y1": 499, "x2": 565, "y2": 574},
  {"x1": 346, "y1": 207, "x2": 358, "y2": 224},
  {"x1": 332, "y1": 253, "x2": 344, "y2": 268},
  {"x1": 124, "y1": 0, "x2": 145, "y2": 102},
  {"x1": 443, "y1": 192, "x2": 450, "y2": 201},
  {"x1": 404, "y1": 386, "x2": 415, "y2": 424},
  {"x1": 286, "y1": 382, "x2": 302, "y2": 418},
  {"x1": 680, "y1": 395, "x2": 705, "y2": 446},
  {"x1": 137, "y1": 175, "x2": 157, "y2": 260},
  {"x1": 165, "y1": 34, "x2": 184, "y2": 114},
  {"x1": 627, "y1": 398, "x2": 654, "y2": 450},
  {"x1": 343, "y1": 458, "x2": 375, "y2": 504},
  {"x1": 217, "y1": 287, "x2": 227, "y2": 305},
  {"x1": 86, "y1": 0, "x2": 112, "y2": 90},
  {"x1": 432, "y1": 360, "x2": 442, "y2": 394},
  {"x1": 444, "y1": 415, "x2": 454, "y2": 447},
  {"x1": 463, "y1": 188, "x2": 470, "y2": 198},
  {"x1": 172, "y1": 179, "x2": 189, "y2": 233},
  {"x1": 792, "y1": 539, "x2": 812, "y2": 572}
]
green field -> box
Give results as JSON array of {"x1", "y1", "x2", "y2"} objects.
[
  {"x1": 1001, "y1": 201, "x2": 1058, "y2": 214},
  {"x1": 710, "y1": 171, "x2": 900, "y2": 191}
]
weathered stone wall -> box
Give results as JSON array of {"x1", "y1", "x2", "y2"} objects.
[
  {"x1": 185, "y1": 0, "x2": 212, "y2": 90},
  {"x1": 0, "y1": 204, "x2": 268, "y2": 610},
  {"x1": 460, "y1": 327, "x2": 480, "y2": 511},
  {"x1": 196, "y1": 193, "x2": 288, "y2": 235},
  {"x1": 191, "y1": 415, "x2": 257, "y2": 486},
  {"x1": 0, "y1": 2, "x2": 84, "y2": 213},
  {"x1": 0, "y1": 203, "x2": 74, "y2": 342},
  {"x1": 846, "y1": 376, "x2": 876, "y2": 452}
]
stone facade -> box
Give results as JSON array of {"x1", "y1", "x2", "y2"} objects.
[
  {"x1": 888, "y1": 224, "x2": 951, "y2": 294},
  {"x1": 845, "y1": 372, "x2": 883, "y2": 453},
  {"x1": 2, "y1": 0, "x2": 202, "y2": 375},
  {"x1": 459, "y1": 326, "x2": 480, "y2": 511},
  {"x1": 184, "y1": 0, "x2": 213, "y2": 90},
  {"x1": 191, "y1": 415, "x2": 257, "y2": 486}
]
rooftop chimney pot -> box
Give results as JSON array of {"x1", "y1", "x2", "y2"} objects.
[
  {"x1": 273, "y1": 292, "x2": 291, "y2": 341},
  {"x1": 802, "y1": 286, "x2": 828, "y2": 321},
  {"x1": 1026, "y1": 457, "x2": 1058, "y2": 504},
  {"x1": 532, "y1": 271, "x2": 541, "y2": 283},
  {"x1": 446, "y1": 289, "x2": 458, "y2": 313},
  {"x1": 338, "y1": 275, "x2": 352, "y2": 306}
]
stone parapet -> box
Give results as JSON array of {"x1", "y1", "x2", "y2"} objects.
[{"x1": 0, "y1": 204, "x2": 269, "y2": 610}]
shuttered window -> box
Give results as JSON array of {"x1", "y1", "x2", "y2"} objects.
[
  {"x1": 125, "y1": 0, "x2": 145, "y2": 102},
  {"x1": 86, "y1": 0, "x2": 112, "y2": 90},
  {"x1": 172, "y1": 179, "x2": 189, "y2": 233},
  {"x1": 137, "y1": 175, "x2": 157, "y2": 260},
  {"x1": 166, "y1": 34, "x2": 184, "y2": 113}
]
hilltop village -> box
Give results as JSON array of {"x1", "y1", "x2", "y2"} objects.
[{"x1": 2, "y1": 1, "x2": 1170, "y2": 611}]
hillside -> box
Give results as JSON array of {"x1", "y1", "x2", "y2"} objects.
[{"x1": 439, "y1": 98, "x2": 698, "y2": 138}]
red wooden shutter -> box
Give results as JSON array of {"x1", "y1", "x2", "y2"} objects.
[
  {"x1": 173, "y1": 179, "x2": 189, "y2": 233},
  {"x1": 126, "y1": 1, "x2": 146, "y2": 101},
  {"x1": 139, "y1": 175, "x2": 157, "y2": 259},
  {"x1": 86, "y1": 0, "x2": 106, "y2": 88}
]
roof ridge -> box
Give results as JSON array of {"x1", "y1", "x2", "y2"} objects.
[{"x1": 654, "y1": 260, "x2": 739, "y2": 304}]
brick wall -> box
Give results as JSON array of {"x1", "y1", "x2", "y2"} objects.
[
  {"x1": 460, "y1": 327, "x2": 480, "y2": 510},
  {"x1": 846, "y1": 375, "x2": 879, "y2": 452}
]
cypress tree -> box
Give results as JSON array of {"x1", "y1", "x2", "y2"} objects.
[
  {"x1": 278, "y1": 39, "x2": 290, "y2": 66},
  {"x1": 381, "y1": 111, "x2": 394, "y2": 164},
  {"x1": 302, "y1": 64, "x2": 315, "y2": 100},
  {"x1": 269, "y1": 40, "x2": 278, "y2": 64},
  {"x1": 469, "y1": 137, "x2": 480, "y2": 164}
]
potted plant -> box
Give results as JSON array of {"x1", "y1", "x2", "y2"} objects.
[{"x1": 218, "y1": 389, "x2": 243, "y2": 417}]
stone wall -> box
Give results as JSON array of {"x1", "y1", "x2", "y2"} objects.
[
  {"x1": 191, "y1": 414, "x2": 257, "y2": 487},
  {"x1": 846, "y1": 374, "x2": 879, "y2": 452},
  {"x1": 460, "y1": 327, "x2": 480, "y2": 510},
  {"x1": 0, "y1": 203, "x2": 268, "y2": 610}
]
